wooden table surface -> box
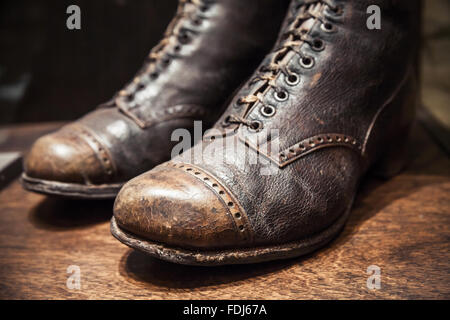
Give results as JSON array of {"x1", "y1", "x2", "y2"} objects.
[{"x1": 0, "y1": 120, "x2": 448, "y2": 300}]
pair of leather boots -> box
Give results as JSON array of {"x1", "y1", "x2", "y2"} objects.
[{"x1": 22, "y1": 0, "x2": 421, "y2": 266}]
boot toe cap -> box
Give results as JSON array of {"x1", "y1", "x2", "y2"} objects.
[
  {"x1": 113, "y1": 163, "x2": 251, "y2": 249},
  {"x1": 24, "y1": 125, "x2": 112, "y2": 184}
]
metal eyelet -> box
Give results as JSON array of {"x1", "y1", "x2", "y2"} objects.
[
  {"x1": 328, "y1": 4, "x2": 343, "y2": 16},
  {"x1": 136, "y1": 83, "x2": 146, "y2": 91},
  {"x1": 221, "y1": 115, "x2": 232, "y2": 127},
  {"x1": 285, "y1": 73, "x2": 300, "y2": 86},
  {"x1": 248, "y1": 120, "x2": 263, "y2": 132},
  {"x1": 311, "y1": 39, "x2": 325, "y2": 51},
  {"x1": 321, "y1": 22, "x2": 336, "y2": 33},
  {"x1": 126, "y1": 93, "x2": 134, "y2": 102},
  {"x1": 200, "y1": 5, "x2": 209, "y2": 12},
  {"x1": 260, "y1": 105, "x2": 276, "y2": 117},
  {"x1": 274, "y1": 90, "x2": 289, "y2": 102},
  {"x1": 323, "y1": 4, "x2": 344, "y2": 18},
  {"x1": 192, "y1": 17, "x2": 202, "y2": 26},
  {"x1": 178, "y1": 32, "x2": 191, "y2": 44},
  {"x1": 299, "y1": 56, "x2": 314, "y2": 69},
  {"x1": 161, "y1": 57, "x2": 171, "y2": 66}
]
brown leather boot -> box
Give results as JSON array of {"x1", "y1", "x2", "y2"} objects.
[
  {"x1": 21, "y1": 0, "x2": 291, "y2": 198},
  {"x1": 112, "y1": 0, "x2": 421, "y2": 265}
]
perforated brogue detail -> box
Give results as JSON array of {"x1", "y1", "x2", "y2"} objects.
[
  {"x1": 163, "y1": 162, "x2": 254, "y2": 243},
  {"x1": 72, "y1": 125, "x2": 116, "y2": 177},
  {"x1": 241, "y1": 133, "x2": 361, "y2": 168}
]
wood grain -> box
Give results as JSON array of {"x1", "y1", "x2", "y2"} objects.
[
  {"x1": 0, "y1": 152, "x2": 22, "y2": 190},
  {"x1": 0, "y1": 121, "x2": 448, "y2": 299}
]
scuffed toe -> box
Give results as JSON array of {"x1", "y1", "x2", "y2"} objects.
[
  {"x1": 113, "y1": 163, "x2": 251, "y2": 249},
  {"x1": 24, "y1": 125, "x2": 113, "y2": 185}
]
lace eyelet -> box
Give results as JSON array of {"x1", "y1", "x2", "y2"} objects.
[
  {"x1": 178, "y1": 32, "x2": 191, "y2": 44},
  {"x1": 136, "y1": 83, "x2": 146, "y2": 91},
  {"x1": 192, "y1": 18, "x2": 202, "y2": 26},
  {"x1": 321, "y1": 22, "x2": 336, "y2": 33},
  {"x1": 260, "y1": 105, "x2": 276, "y2": 117},
  {"x1": 285, "y1": 73, "x2": 300, "y2": 86},
  {"x1": 300, "y1": 56, "x2": 314, "y2": 69},
  {"x1": 162, "y1": 57, "x2": 171, "y2": 66},
  {"x1": 274, "y1": 90, "x2": 289, "y2": 102},
  {"x1": 312, "y1": 39, "x2": 325, "y2": 51},
  {"x1": 221, "y1": 115, "x2": 232, "y2": 127},
  {"x1": 150, "y1": 72, "x2": 159, "y2": 80},
  {"x1": 248, "y1": 120, "x2": 263, "y2": 132}
]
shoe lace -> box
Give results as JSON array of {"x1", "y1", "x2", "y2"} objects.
[
  {"x1": 116, "y1": 0, "x2": 215, "y2": 103},
  {"x1": 222, "y1": 0, "x2": 342, "y2": 130}
]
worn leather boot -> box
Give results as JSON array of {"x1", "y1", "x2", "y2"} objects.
[
  {"x1": 21, "y1": 0, "x2": 291, "y2": 198},
  {"x1": 112, "y1": 0, "x2": 421, "y2": 265}
]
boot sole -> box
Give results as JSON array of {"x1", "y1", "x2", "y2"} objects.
[
  {"x1": 110, "y1": 198, "x2": 353, "y2": 266},
  {"x1": 21, "y1": 173, "x2": 122, "y2": 199}
]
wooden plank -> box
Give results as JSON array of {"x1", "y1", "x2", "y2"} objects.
[
  {"x1": 0, "y1": 152, "x2": 22, "y2": 190},
  {"x1": 0, "y1": 122, "x2": 63, "y2": 153},
  {"x1": 0, "y1": 121, "x2": 448, "y2": 299}
]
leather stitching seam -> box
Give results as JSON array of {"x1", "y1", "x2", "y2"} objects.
[
  {"x1": 240, "y1": 133, "x2": 361, "y2": 168},
  {"x1": 117, "y1": 103, "x2": 208, "y2": 129}
]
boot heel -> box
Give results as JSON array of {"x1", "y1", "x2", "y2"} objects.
[
  {"x1": 372, "y1": 131, "x2": 410, "y2": 179},
  {"x1": 368, "y1": 70, "x2": 418, "y2": 180}
]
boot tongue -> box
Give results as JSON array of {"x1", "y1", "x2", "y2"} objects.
[
  {"x1": 287, "y1": 2, "x2": 323, "y2": 35},
  {"x1": 219, "y1": 2, "x2": 326, "y2": 129},
  {"x1": 270, "y1": 2, "x2": 323, "y2": 65}
]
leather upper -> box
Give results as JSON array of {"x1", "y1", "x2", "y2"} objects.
[{"x1": 24, "y1": 0, "x2": 292, "y2": 185}]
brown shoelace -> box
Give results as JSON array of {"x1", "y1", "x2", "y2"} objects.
[{"x1": 222, "y1": 0, "x2": 342, "y2": 130}]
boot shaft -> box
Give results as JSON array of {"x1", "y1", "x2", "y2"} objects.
[
  {"x1": 114, "y1": 0, "x2": 292, "y2": 128},
  {"x1": 22, "y1": 0, "x2": 294, "y2": 192},
  {"x1": 216, "y1": 0, "x2": 422, "y2": 170}
]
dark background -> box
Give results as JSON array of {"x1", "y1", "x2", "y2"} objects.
[
  {"x1": 0, "y1": 0, "x2": 177, "y2": 125},
  {"x1": 1, "y1": 0, "x2": 448, "y2": 132}
]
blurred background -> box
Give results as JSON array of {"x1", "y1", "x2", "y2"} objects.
[
  {"x1": 0, "y1": 0, "x2": 177, "y2": 125},
  {"x1": 0, "y1": 0, "x2": 448, "y2": 132}
]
